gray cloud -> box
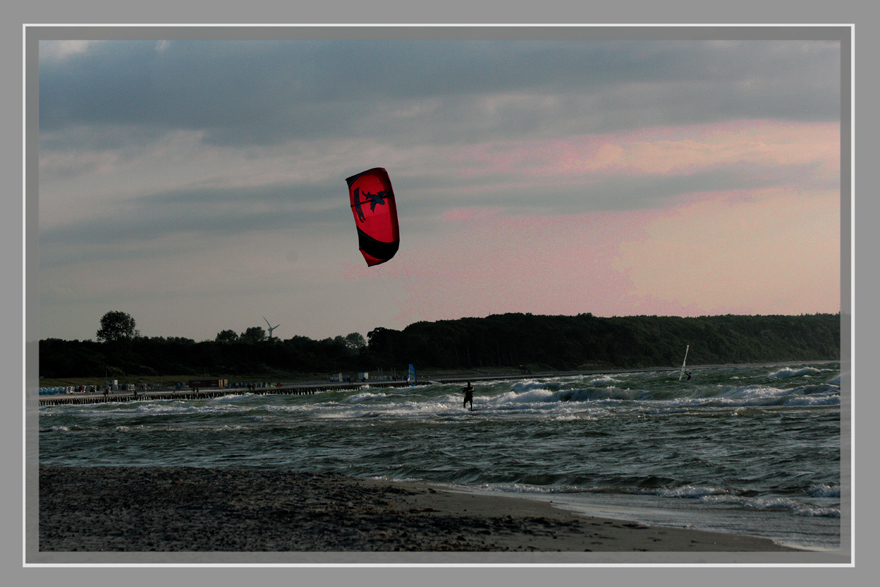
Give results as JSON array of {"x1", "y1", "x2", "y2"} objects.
[
  {"x1": 39, "y1": 39, "x2": 840, "y2": 149},
  {"x1": 396, "y1": 159, "x2": 835, "y2": 220},
  {"x1": 40, "y1": 180, "x2": 348, "y2": 252}
]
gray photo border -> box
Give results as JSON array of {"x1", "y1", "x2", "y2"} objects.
[{"x1": 20, "y1": 21, "x2": 855, "y2": 575}]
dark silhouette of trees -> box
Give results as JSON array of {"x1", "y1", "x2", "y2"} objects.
[
  {"x1": 39, "y1": 312, "x2": 841, "y2": 379},
  {"x1": 343, "y1": 332, "x2": 366, "y2": 352},
  {"x1": 239, "y1": 326, "x2": 267, "y2": 344},
  {"x1": 361, "y1": 313, "x2": 840, "y2": 371},
  {"x1": 95, "y1": 311, "x2": 139, "y2": 343},
  {"x1": 215, "y1": 330, "x2": 238, "y2": 343}
]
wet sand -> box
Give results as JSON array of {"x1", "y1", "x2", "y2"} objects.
[{"x1": 36, "y1": 466, "x2": 804, "y2": 558}]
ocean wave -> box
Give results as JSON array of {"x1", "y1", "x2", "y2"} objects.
[
  {"x1": 768, "y1": 367, "x2": 822, "y2": 379},
  {"x1": 657, "y1": 485, "x2": 729, "y2": 499},
  {"x1": 737, "y1": 496, "x2": 840, "y2": 518},
  {"x1": 809, "y1": 484, "x2": 840, "y2": 498},
  {"x1": 585, "y1": 374, "x2": 623, "y2": 385},
  {"x1": 510, "y1": 381, "x2": 559, "y2": 394},
  {"x1": 496, "y1": 388, "x2": 559, "y2": 403},
  {"x1": 654, "y1": 486, "x2": 841, "y2": 518},
  {"x1": 345, "y1": 392, "x2": 388, "y2": 403},
  {"x1": 733, "y1": 407, "x2": 763, "y2": 416},
  {"x1": 216, "y1": 424, "x2": 247, "y2": 431},
  {"x1": 487, "y1": 382, "x2": 840, "y2": 410},
  {"x1": 796, "y1": 384, "x2": 839, "y2": 395},
  {"x1": 214, "y1": 393, "x2": 256, "y2": 402},
  {"x1": 449, "y1": 481, "x2": 841, "y2": 520},
  {"x1": 783, "y1": 396, "x2": 840, "y2": 407},
  {"x1": 792, "y1": 505, "x2": 841, "y2": 518}
]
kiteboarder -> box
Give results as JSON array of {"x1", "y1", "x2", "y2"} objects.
[{"x1": 462, "y1": 382, "x2": 474, "y2": 410}]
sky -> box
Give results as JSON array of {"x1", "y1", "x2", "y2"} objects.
[{"x1": 35, "y1": 31, "x2": 843, "y2": 343}]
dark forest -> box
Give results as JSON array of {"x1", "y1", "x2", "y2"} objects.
[{"x1": 39, "y1": 313, "x2": 841, "y2": 379}]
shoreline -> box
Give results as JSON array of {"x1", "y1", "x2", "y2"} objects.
[{"x1": 36, "y1": 466, "x2": 810, "y2": 561}]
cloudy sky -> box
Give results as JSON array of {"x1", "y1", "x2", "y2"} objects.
[{"x1": 36, "y1": 30, "x2": 843, "y2": 343}]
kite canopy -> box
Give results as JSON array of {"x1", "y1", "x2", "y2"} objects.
[{"x1": 346, "y1": 167, "x2": 400, "y2": 266}]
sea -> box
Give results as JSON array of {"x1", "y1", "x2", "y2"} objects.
[{"x1": 38, "y1": 362, "x2": 844, "y2": 552}]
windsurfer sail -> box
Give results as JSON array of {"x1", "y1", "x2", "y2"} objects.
[
  {"x1": 679, "y1": 345, "x2": 691, "y2": 381},
  {"x1": 406, "y1": 364, "x2": 417, "y2": 387}
]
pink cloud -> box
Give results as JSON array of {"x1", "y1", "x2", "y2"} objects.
[
  {"x1": 387, "y1": 211, "x2": 639, "y2": 322},
  {"x1": 441, "y1": 207, "x2": 505, "y2": 223},
  {"x1": 385, "y1": 185, "x2": 839, "y2": 324},
  {"x1": 441, "y1": 120, "x2": 839, "y2": 187},
  {"x1": 343, "y1": 119, "x2": 840, "y2": 326},
  {"x1": 611, "y1": 188, "x2": 840, "y2": 316}
]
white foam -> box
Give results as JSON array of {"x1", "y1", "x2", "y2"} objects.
[
  {"x1": 784, "y1": 396, "x2": 840, "y2": 407},
  {"x1": 497, "y1": 388, "x2": 558, "y2": 403},
  {"x1": 808, "y1": 484, "x2": 840, "y2": 498},
  {"x1": 658, "y1": 485, "x2": 729, "y2": 499},
  {"x1": 510, "y1": 381, "x2": 554, "y2": 393},
  {"x1": 585, "y1": 374, "x2": 623, "y2": 385},
  {"x1": 214, "y1": 393, "x2": 255, "y2": 402},
  {"x1": 768, "y1": 367, "x2": 821, "y2": 379},
  {"x1": 345, "y1": 392, "x2": 387, "y2": 403}
]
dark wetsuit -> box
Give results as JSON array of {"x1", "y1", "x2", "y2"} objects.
[{"x1": 462, "y1": 384, "x2": 474, "y2": 409}]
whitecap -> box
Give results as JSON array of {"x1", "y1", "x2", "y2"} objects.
[
  {"x1": 808, "y1": 484, "x2": 840, "y2": 498},
  {"x1": 346, "y1": 392, "x2": 387, "y2": 403},
  {"x1": 769, "y1": 367, "x2": 821, "y2": 379},
  {"x1": 783, "y1": 396, "x2": 840, "y2": 407},
  {"x1": 214, "y1": 393, "x2": 255, "y2": 402},
  {"x1": 503, "y1": 388, "x2": 559, "y2": 403},
  {"x1": 510, "y1": 381, "x2": 553, "y2": 393},
  {"x1": 658, "y1": 485, "x2": 728, "y2": 499},
  {"x1": 585, "y1": 374, "x2": 622, "y2": 385},
  {"x1": 792, "y1": 504, "x2": 840, "y2": 518}
]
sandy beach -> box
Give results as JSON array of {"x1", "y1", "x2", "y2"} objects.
[{"x1": 39, "y1": 466, "x2": 801, "y2": 557}]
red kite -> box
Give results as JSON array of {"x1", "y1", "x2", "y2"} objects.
[{"x1": 346, "y1": 167, "x2": 400, "y2": 266}]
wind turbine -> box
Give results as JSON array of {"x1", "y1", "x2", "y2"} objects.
[{"x1": 263, "y1": 316, "x2": 280, "y2": 339}]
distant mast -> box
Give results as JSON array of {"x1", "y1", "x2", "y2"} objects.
[{"x1": 679, "y1": 345, "x2": 690, "y2": 381}]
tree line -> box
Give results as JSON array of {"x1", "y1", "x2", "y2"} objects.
[
  {"x1": 366, "y1": 312, "x2": 841, "y2": 371},
  {"x1": 39, "y1": 311, "x2": 841, "y2": 379}
]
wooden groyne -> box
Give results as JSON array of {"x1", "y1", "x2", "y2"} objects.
[
  {"x1": 37, "y1": 379, "x2": 428, "y2": 406},
  {"x1": 30, "y1": 367, "x2": 703, "y2": 407}
]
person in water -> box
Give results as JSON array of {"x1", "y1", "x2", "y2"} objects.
[{"x1": 462, "y1": 382, "x2": 474, "y2": 410}]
